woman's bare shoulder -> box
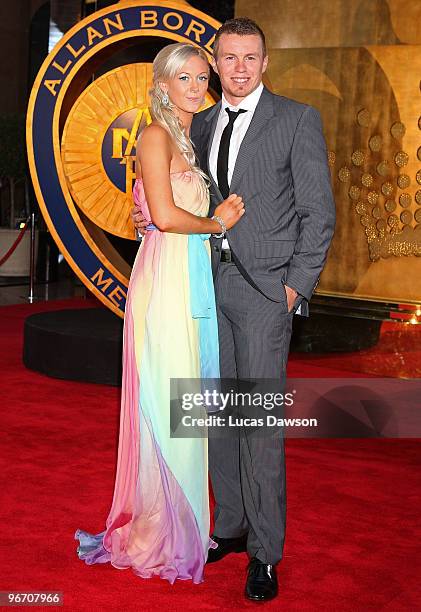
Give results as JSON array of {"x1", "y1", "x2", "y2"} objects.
[
  {"x1": 138, "y1": 122, "x2": 170, "y2": 146},
  {"x1": 136, "y1": 122, "x2": 173, "y2": 176}
]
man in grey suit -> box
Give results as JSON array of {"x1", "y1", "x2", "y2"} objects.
[
  {"x1": 136, "y1": 17, "x2": 335, "y2": 602},
  {"x1": 191, "y1": 17, "x2": 335, "y2": 602}
]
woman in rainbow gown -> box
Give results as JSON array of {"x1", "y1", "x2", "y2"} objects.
[{"x1": 74, "y1": 43, "x2": 244, "y2": 584}]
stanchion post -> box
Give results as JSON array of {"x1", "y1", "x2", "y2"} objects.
[{"x1": 29, "y1": 213, "x2": 36, "y2": 304}]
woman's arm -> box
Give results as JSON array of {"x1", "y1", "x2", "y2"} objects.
[{"x1": 138, "y1": 124, "x2": 243, "y2": 234}]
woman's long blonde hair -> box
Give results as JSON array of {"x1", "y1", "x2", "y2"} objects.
[{"x1": 149, "y1": 43, "x2": 209, "y2": 177}]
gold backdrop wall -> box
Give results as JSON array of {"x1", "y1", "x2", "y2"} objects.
[{"x1": 237, "y1": 0, "x2": 421, "y2": 303}]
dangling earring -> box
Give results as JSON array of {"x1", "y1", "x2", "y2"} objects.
[{"x1": 162, "y1": 93, "x2": 169, "y2": 106}]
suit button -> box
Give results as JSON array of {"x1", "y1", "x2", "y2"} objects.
[{"x1": 213, "y1": 246, "x2": 220, "y2": 252}]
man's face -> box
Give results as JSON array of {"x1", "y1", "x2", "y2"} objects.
[{"x1": 211, "y1": 33, "x2": 268, "y2": 106}]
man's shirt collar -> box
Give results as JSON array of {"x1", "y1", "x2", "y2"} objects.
[{"x1": 221, "y1": 82, "x2": 264, "y2": 114}]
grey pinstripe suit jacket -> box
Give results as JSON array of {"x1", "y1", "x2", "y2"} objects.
[{"x1": 190, "y1": 87, "x2": 336, "y2": 316}]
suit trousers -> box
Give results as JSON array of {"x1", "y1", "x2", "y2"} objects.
[{"x1": 209, "y1": 261, "x2": 293, "y2": 565}]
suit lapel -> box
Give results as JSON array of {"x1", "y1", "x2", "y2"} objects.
[
  {"x1": 230, "y1": 88, "x2": 274, "y2": 194},
  {"x1": 203, "y1": 101, "x2": 223, "y2": 203}
]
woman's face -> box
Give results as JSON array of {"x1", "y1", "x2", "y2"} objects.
[{"x1": 161, "y1": 54, "x2": 209, "y2": 116}]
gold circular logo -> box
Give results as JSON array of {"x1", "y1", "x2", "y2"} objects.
[
  {"x1": 62, "y1": 62, "x2": 214, "y2": 239},
  {"x1": 27, "y1": 1, "x2": 221, "y2": 316}
]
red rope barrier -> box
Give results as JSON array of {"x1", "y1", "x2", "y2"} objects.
[{"x1": 0, "y1": 218, "x2": 30, "y2": 267}]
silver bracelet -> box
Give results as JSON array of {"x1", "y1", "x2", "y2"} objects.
[{"x1": 211, "y1": 215, "x2": 227, "y2": 238}]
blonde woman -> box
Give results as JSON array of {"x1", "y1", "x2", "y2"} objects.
[{"x1": 75, "y1": 43, "x2": 244, "y2": 584}]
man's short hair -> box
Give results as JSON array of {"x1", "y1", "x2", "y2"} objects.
[{"x1": 213, "y1": 17, "x2": 267, "y2": 59}]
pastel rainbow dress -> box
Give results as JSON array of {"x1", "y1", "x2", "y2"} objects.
[{"x1": 75, "y1": 170, "x2": 219, "y2": 583}]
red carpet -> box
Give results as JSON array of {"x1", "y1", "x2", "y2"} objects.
[
  {"x1": 1, "y1": 300, "x2": 420, "y2": 610},
  {"x1": 291, "y1": 321, "x2": 421, "y2": 378}
]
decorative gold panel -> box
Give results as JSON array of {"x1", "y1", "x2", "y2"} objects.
[
  {"x1": 263, "y1": 45, "x2": 421, "y2": 303},
  {"x1": 236, "y1": 0, "x2": 421, "y2": 48}
]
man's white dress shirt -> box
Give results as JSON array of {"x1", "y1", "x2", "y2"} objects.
[{"x1": 209, "y1": 83, "x2": 264, "y2": 250}]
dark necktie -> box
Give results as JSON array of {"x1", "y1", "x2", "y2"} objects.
[
  {"x1": 215, "y1": 108, "x2": 259, "y2": 290},
  {"x1": 216, "y1": 108, "x2": 247, "y2": 199}
]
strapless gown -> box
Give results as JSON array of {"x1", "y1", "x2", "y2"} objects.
[{"x1": 75, "y1": 170, "x2": 219, "y2": 584}]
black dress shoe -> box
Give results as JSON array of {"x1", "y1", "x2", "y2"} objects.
[
  {"x1": 245, "y1": 557, "x2": 278, "y2": 602},
  {"x1": 206, "y1": 534, "x2": 248, "y2": 564}
]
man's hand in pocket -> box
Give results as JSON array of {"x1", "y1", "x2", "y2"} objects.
[{"x1": 284, "y1": 284, "x2": 298, "y2": 313}]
